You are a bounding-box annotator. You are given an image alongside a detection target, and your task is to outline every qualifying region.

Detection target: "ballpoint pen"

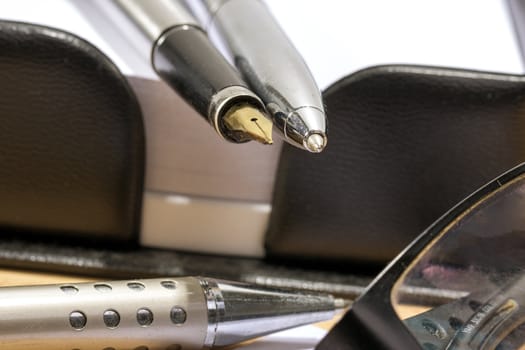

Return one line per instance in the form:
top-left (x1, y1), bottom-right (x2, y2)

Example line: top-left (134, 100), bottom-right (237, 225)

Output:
top-left (193, 0), bottom-right (328, 153)
top-left (107, 0), bottom-right (273, 145)
top-left (0, 276), bottom-right (345, 349)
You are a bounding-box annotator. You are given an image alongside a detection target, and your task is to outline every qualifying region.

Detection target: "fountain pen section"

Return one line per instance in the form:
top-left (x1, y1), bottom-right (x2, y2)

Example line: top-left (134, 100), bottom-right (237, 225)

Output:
top-left (111, 0), bottom-right (266, 142)
top-left (0, 277), bottom-right (208, 350)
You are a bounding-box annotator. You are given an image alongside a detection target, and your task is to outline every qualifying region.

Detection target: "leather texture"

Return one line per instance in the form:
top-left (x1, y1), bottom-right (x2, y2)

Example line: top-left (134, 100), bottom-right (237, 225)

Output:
top-left (0, 21), bottom-right (144, 242)
top-left (266, 65), bottom-right (525, 266)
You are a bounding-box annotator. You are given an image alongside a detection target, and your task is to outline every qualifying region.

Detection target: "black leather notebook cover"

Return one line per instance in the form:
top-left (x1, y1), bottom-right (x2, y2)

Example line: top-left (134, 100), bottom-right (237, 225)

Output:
top-left (0, 21), bottom-right (144, 243)
top-left (266, 65), bottom-right (525, 267)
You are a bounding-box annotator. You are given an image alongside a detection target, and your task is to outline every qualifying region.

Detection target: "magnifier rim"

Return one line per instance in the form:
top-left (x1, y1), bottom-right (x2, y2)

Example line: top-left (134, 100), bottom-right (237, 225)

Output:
top-left (391, 167), bottom-right (525, 309)
top-left (331, 162), bottom-right (525, 350)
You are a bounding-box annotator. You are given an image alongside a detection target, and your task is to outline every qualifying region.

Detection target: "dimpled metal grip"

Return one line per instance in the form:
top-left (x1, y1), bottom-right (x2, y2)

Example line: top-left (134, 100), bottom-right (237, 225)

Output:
top-left (0, 277), bottom-right (208, 350)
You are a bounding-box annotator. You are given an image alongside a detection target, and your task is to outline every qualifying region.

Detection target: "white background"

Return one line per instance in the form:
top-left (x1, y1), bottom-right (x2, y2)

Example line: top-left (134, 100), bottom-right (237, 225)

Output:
top-left (0, 0), bottom-right (522, 89)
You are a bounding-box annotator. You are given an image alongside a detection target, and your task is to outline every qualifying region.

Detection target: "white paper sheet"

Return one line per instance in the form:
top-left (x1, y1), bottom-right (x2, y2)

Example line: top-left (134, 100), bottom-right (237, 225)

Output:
top-left (0, 0), bottom-right (522, 89)
top-left (266, 0), bottom-right (524, 88)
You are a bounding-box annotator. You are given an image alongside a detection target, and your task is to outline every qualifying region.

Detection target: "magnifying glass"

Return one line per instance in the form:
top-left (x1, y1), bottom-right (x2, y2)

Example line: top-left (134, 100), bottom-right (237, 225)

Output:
top-left (318, 162), bottom-right (525, 349)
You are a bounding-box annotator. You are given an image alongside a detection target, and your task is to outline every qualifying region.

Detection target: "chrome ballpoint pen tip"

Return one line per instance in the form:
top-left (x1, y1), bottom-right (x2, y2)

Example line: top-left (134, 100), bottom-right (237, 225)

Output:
top-left (223, 104), bottom-right (273, 145)
top-left (305, 133), bottom-right (327, 153)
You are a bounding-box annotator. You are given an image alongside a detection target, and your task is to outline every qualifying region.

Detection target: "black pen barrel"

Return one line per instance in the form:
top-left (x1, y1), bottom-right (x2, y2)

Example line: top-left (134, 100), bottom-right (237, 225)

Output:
top-left (152, 25), bottom-right (246, 122)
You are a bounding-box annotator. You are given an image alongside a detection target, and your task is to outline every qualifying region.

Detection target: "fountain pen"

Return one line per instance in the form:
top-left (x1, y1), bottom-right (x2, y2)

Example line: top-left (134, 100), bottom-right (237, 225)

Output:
top-left (0, 276), bottom-right (345, 349)
top-left (109, 0), bottom-right (273, 145)
top-left (196, 0), bottom-right (328, 152)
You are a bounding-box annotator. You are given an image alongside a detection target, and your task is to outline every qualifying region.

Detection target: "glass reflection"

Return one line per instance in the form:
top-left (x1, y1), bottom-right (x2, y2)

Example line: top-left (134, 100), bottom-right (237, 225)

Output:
top-left (392, 174), bottom-right (525, 349)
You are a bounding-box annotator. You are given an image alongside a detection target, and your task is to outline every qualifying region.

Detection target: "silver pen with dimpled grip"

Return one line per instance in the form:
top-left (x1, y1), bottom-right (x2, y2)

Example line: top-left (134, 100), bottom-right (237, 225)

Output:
top-left (0, 276), bottom-right (344, 349)
top-left (107, 0), bottom-right (273, 145)
top-left (192, 0), bottom-right (328, 153)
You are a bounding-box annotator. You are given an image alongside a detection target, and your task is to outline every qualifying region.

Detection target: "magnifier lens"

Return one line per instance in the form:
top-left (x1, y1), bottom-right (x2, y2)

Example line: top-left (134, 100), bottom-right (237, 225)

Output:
top-left (391, 174), bottom-right (525, 349)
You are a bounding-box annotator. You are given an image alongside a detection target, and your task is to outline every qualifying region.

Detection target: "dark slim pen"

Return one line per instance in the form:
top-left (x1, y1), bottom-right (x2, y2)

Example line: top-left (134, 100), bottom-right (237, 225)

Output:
top-left (194, 0), bottom-right (327, 152)
top-left (0, 277), bottom-right (345, 349)
top-left (109, 0), bottom-right (273, 144)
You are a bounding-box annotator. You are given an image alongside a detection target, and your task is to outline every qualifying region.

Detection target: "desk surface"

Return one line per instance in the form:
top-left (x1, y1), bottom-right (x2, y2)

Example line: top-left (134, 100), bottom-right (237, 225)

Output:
top-left (0, 267), bottom-right (93, 286)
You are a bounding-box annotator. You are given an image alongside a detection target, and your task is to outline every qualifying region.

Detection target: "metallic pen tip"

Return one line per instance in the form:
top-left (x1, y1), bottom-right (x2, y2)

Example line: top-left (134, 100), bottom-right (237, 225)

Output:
top-left (223, 104), bottom-right (273, 145)
top-left (305, 133), bottom-right (327, 153)
top-left (203, 278), bottom-right (343, 347)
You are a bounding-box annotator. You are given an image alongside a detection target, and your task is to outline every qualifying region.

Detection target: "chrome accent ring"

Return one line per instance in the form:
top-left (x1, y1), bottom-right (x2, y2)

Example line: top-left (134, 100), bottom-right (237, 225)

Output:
top-left (199, 278), bottom-right (225, 348)
top-left (208, 85), bottom-right (265, 141)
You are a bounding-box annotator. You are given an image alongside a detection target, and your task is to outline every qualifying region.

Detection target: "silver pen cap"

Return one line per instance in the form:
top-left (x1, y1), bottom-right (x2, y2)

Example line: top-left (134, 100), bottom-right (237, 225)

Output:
top-left (198, 0), bottom-right (328, 152)
top-left (200, 277), bottom-right (341, 347)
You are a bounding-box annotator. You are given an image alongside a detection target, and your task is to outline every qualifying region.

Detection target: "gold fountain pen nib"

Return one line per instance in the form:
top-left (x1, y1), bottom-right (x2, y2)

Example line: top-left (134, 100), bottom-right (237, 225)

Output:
top-left (223, 104), bottom-right (273, 144)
